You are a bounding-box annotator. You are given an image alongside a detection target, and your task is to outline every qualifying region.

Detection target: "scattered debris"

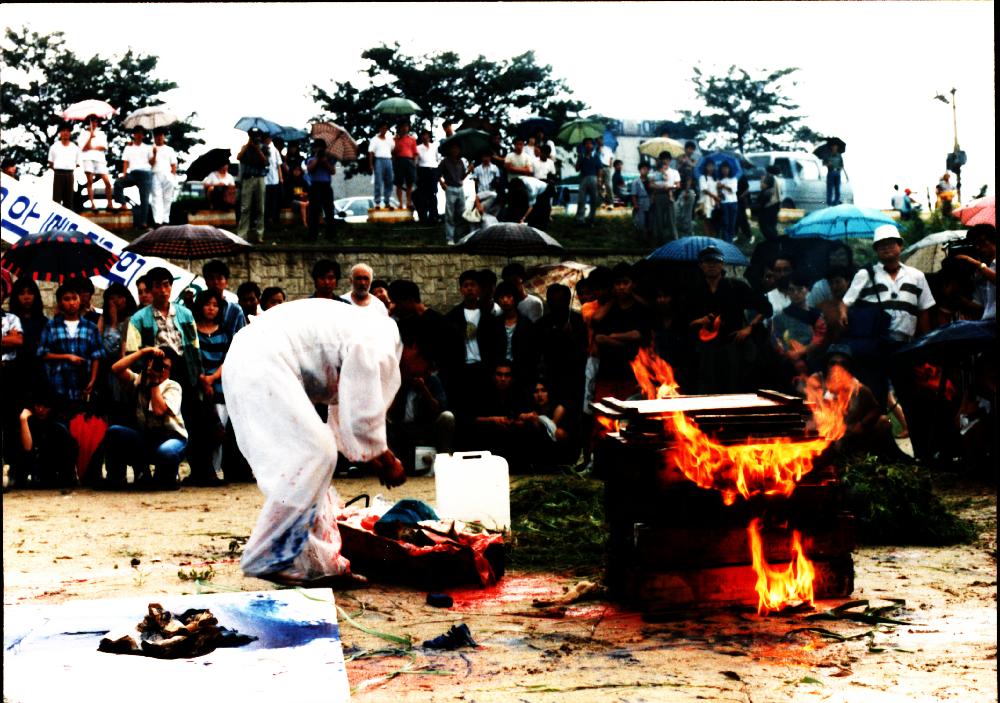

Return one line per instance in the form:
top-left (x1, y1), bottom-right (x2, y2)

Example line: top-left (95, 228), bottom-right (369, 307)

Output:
top-left (532, 579), bottom-right (606, 607)
top-left (98, 603), bottom-right (256, 658)
top-left (426, 592), bottom-right (454, 608)
top-left (422, 624), bottom-right (478, 650)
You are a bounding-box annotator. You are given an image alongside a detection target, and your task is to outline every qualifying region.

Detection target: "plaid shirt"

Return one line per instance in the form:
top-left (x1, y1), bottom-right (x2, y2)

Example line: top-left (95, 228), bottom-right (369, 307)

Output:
top-left (37, 314), bottom-right (105, 400)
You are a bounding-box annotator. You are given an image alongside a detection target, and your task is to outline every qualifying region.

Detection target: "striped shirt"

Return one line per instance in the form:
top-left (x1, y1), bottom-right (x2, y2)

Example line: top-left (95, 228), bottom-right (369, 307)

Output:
top-left (197, 327), bottom-right (231, 400)
top-left (843, 263), bottom-right (935, 342)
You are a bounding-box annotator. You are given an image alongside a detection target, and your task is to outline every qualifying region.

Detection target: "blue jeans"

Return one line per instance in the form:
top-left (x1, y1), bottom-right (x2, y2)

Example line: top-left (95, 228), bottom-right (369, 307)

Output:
top-left (826, 171), bottom-right (841, 206)
top-left (113, 169), bottom-right (153, 228)
top-left (720, 202), bottom-right (738, 242)
top-left (373, 158), bottom-right (394, 206)
top-left (444, 186), bottom-right (466, 243)
top-left (575, 175), bottom-right (600, 223)
top-left (105, 424), bottom-right (187, 485)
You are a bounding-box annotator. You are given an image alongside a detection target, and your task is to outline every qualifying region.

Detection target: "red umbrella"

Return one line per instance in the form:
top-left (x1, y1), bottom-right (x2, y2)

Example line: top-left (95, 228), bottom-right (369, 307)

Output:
top-left (69, 412), bottom-right (108, 482)
top-left (953, 196), bottom-right (995, 227)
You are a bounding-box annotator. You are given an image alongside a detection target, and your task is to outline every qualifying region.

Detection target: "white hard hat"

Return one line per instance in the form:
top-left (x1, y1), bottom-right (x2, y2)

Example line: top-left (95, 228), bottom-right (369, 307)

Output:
top-left (872, 224), bottom-right (903, 246)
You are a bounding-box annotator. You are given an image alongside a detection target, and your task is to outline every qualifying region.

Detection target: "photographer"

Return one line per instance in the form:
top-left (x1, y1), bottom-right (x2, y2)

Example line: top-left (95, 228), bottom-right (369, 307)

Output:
top-left (953, 224), bottom-right (996, 321)
top-left (104, 346), bottom-right (188, 490)
top-left (236, 128), bottom-right (269, 243)
top-left (305, 138), bottom-right (337, 241)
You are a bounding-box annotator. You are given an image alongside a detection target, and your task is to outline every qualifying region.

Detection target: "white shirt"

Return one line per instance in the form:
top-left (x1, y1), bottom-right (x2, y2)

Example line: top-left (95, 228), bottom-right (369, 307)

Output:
top-left (698, 175), bottom-right (718, 198)
top-left (416, 142), bottom-right (440, 168)
top-left (718, 177), bottom-right (738, 204)
top-left (2, 312), bottom-right (22, 362)
top-left (151, 144), bottom-right (178, 175)
top-left (598, 145), bottom-right (615, 167)
top-left (517, 294), bottom-right (544, 322)
top-left (843, 263), bottom-right (936, 341)
top-left (123, 143), bottom-right (153, 171)
top-left (504, 151), bottom-right (533, 182)
top-left (370, 134), bottom-right (395, 159)
top-left (203, 170), bottom-right (235, 187)
top-left (766, 288), bottom-right (793, 314)
top-left (77, 129), bottom-right (108, 163)
top-left (340, 292), bottom-right (388, 315)
top-left (532, 158), bottom-right (557, 181)
top-left (64, 319), bottom-right (81, 337)
top-left (264, 143), bottom-right (282, 185)
top-left (48, 141), bottom-right (80, 170)
top-left (463, 307), bottom-right (482, 363)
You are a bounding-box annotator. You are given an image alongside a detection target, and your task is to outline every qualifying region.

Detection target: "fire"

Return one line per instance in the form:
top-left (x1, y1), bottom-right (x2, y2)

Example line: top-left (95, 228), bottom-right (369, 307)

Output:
top-left (631, 348), bottom-right (856, 505)
top-left (596, 415), bottom-right (620, 434)
top-left (747, 518), bottom-right (815, 614)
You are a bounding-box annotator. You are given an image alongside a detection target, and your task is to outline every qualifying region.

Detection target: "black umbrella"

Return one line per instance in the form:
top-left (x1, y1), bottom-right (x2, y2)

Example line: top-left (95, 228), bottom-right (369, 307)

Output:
top-left (456, 223), bottom-right (564, 257)
top-left (813, 137), bottom-right (847, 161)
top-left (1, 230), bottom-right (119, 283)
top-left (894, 320), bottom-right (995, 362)
top-left (439, 129), bottom-right (492, 161)
top-left (516, 117), bottom-right (557, 140)
top-left (458, 116), bottom-right (495, 133)
top-left (123, 225), bottom-right (252, 260)
top-left (186, 149), bottom-right (232, 182)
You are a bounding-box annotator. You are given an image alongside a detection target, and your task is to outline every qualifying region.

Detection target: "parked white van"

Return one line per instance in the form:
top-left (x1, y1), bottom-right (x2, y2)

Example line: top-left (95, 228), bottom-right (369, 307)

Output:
top-left (746, 151), bottom-right (853, 212)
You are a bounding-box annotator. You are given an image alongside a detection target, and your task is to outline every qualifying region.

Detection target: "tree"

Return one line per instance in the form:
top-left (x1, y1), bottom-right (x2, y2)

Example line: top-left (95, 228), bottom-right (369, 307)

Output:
top-left (1, 27), bottom-right (202, 174)
top-left (312, 44), bottom-right (582, 175)
top-left (680, 65), bottom-right (821, 153)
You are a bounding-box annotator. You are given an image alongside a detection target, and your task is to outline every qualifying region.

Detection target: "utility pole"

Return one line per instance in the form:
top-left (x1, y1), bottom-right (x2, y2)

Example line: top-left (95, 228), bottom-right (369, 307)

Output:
top-left (936, 88), bottom-right (965, 204)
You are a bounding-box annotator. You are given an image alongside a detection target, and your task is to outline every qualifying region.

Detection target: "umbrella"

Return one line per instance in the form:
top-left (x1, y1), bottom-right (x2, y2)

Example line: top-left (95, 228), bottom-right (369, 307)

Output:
top-left (813, 137), bottom-right (848, 161)
top-left (647, 236), bottom-right (750, 266)
top-left (458, 116), bottom-right (495, 133)
top-left (234, 116), bottom-right (283, 135)
top-left (456, 223), bottom-right (565, 257)
top-left (274, 125), bottom-right (309, 142)
top-left (894, 320), bottom-right (995, 362)
top-left (787, 204), bottom-right (900, 239)
top-left (311, 122), bottom-right (359, 161)
top-left (122, 106), bottom-right (178, 131)
top-left (1, 231), bottom-right (120, 283)
top-left (639, 137), bottom-right (685, 159)
top-left (185, 148), bottom-right (231, 182)
top-left (123, 225), bottom-right (252, 260)
top-left (60, 99), bottom-right (116, 121)
top-left (440, 129), bottom-right (492, 161)
top-left (694, 151), bottom-right (746, 179)
top-left (556, 118), bottom-right (605, 146)
top-left (69, 412), bottom-right (108, 482)
top-left (524, 261), bottom-right (595, 309)
top-left (516, 117), bottom-right (557, 139)
top-left (901, 230), bottom-right (970, 273)
top-left (374, 97), bottom-right (422, 115)
top-left (953, 195), bottom-right (995, 227)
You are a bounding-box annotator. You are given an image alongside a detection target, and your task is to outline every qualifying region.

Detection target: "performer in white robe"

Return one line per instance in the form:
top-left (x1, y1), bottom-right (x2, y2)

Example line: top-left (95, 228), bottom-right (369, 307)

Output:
top-left (223, 298), bottom-right (406, 583)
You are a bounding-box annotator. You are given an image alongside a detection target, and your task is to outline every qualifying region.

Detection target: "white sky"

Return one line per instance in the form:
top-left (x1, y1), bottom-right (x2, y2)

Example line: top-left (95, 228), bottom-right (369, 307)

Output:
top-left (4, 1), bottom-right (996, 207)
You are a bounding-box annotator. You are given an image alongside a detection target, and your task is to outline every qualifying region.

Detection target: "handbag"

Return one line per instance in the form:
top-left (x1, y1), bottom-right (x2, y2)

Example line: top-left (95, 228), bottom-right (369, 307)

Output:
top-left (844, 266), bottom-right (892, 358)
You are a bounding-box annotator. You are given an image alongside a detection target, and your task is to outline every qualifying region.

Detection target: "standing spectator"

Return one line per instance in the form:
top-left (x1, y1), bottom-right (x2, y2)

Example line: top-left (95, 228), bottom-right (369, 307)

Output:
top-left (341, 263), bottom-right (387, 314)
top-left (2, 272), bottom-right (24, 477)
top-left (48, 123), bottom-right (80, 211)
top-left (260, 286), bottom-right (286, 311)
top-left (310, 259), bottom-right (343, 300)
top-left (630, 162), bottom-right (652, 239)
top-left (649, 152), bottom-right (680, 243)
top-left (236, 281), bottom-right (261, 323)
top-left (262, 132), bottom-right (284, 230)
top-left (96, 283), bottom-right (138, 424)
top-left (236, 128), bottom-right (269, 242)
top-left (106, 346), bottom-right (188, 490)
top-left (736, 175), bottom-right (753, 243)
top-left (495, 281), bottom-right (540, 395)
top-left (149, 128), bottom-right (178, 226)
top-left (113, 127), bottom-right (154, 230)
top-left (203, 164), bottom-right (236, 211)
top-left (591, 263), bottom-right (652, 401)
top-left (135, 274), bottom-right (154, 308)
top-left (445, 270), bottom-right (504, 417)
top-left (611, 160), bottom-right (627, 203)
top-left (72, 278), bottom-right (101, 324)
top-left (756, 167), bottom-right (782, 241)
top-left (697, 159), bottom-right (720, 235)
top-left (595, 135), bottom-right (615, 207)
top-left (807, 265), bottom-right (853, 310)
top-left (189, 289), bottom-right (232, 485)
top-left (535, 283), bottom-right (588, 410)
top-left (674, 141), bottom-right (699, 236)
top-left (504, 138), bottom-right (535, 219)
top-left (716, 161), bottom-right (739, 242)
top-left (823, 141), bottom-right (845, 206)
top-left (415, 129), bottom-right (440, 224)
top-left (38, 283), bottom-right (105, 405)
top-left (501, 262), bottom-right (544, 322)
top-left (201, 260), bottom-right (247, 339)
top-left (77, 115), bottom-right (115, 211)
top-left (574, 138), bottom-right (601, 226)
top-left (439, 141), bottom-right (467, 245)
top-left (392, 121), bottom-right (418, 212)
top-left (765, 255), bottom-right (798, 316)
top-left (529, 145), bottom-right (558, 229)
top-left (891, 185), bottom-right (918, 220)
top-left (954, 224), bottom-right (996, 320)
top-left (368, 121), bottom-right (395, 209)
top-left (370, 279), bottom-right (391, 309)
top-left (305, 139), bottom-right (337, 241)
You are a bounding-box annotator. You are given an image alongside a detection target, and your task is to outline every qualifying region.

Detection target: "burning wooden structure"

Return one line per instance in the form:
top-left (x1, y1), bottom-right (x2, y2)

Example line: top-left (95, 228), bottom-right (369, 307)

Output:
top-left (593, 351), bottom-right (857, 613)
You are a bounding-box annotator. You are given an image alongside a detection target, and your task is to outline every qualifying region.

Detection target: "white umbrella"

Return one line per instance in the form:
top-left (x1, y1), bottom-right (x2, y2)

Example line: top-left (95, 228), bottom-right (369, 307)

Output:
top-left (60, 99), bottom-right (116, 121)
top-left (901, 230), bottom-right (969, 273)
top-left (123, 106), bottom-right (179, 131)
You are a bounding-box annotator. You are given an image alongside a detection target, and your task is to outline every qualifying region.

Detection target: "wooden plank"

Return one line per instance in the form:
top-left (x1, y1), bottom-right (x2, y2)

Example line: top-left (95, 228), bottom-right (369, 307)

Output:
top-left (621, 556), bottom-right (855, 608)
top-left (631, 516), bottom-right (856, 568)
top-left (601, 394), bottom-right (789, 416)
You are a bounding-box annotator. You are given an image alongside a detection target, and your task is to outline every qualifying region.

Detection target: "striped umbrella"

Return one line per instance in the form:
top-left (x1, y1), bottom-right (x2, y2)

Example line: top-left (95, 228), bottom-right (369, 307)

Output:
top-left (123, 225), bottom-right (252, 260)
top-left (311, 122), bottom-right (359, 161)
top-left (1, 231), bottom-right (120, 283)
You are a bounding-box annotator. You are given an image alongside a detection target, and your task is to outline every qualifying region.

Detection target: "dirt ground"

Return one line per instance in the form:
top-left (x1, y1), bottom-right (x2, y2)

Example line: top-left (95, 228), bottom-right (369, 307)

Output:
top-left (3, 474), bottom-right (996, 702)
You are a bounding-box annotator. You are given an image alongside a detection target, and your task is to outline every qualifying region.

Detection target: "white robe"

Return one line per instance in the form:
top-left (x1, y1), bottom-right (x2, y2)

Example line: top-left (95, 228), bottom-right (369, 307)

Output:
top-left (222, 299), bottom-right (402, 580)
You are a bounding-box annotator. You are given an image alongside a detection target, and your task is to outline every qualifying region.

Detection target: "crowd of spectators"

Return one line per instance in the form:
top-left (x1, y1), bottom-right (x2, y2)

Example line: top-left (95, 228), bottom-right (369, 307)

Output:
top-left (2, 222), bottom-right (994, 489)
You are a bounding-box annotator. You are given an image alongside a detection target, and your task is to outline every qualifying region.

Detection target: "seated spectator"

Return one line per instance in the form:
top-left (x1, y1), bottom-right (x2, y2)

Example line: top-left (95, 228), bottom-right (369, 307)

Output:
top-left (260, 286), bottom-right (286, 311)
top-left (38, 283), bottom-right (105, 407)
top-left (515, 378), bottom-right (578, 470)
top-left (203, 164), bottom-right (236, 210)
top-left (105, 346), bottom-right (188, 490)
top-left (17, 390), bottom-right (78, 488)
top-left (473, 152), bottom-right (502, 219)
top-left (469, 361), bottom-right (522, 457)
top-left (237, 281), bottom-right (261, 323)
top-left (288, 164), bottom-right (310, 228)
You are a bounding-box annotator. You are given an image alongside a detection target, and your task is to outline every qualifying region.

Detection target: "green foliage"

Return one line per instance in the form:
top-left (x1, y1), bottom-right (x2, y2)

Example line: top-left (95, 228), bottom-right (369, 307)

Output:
top-left (1, 27), bottom-right (202, 174)
top-left (507, 475), bottom-right (607, 573)
top-left (680, 65), bottom-right (820, 153)
top-left (900, 208), bottom-right (964, 246)
top-left (842, 455), bottom-right (976, 545)
top-left (312, 44), bottom-right (582, 176)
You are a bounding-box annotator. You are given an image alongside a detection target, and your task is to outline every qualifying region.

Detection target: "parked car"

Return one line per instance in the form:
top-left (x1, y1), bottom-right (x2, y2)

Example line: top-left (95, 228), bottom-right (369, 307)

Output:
top-left (334, 196), bottom-right (400, 223)
top-left (746, 151), bottom-right (853, 212)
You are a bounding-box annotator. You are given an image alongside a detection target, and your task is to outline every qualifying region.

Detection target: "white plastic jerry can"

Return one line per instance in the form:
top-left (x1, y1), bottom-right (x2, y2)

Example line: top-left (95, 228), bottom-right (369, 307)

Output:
top-left (433, 451), bottom-right (511, 532)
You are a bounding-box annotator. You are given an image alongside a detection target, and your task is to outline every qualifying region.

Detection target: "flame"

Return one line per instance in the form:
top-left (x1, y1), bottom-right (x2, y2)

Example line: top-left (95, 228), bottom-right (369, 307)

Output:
top-left (698, 315), bottom-right (721, 342)
top-left (596, 415), bottom-right (619, 434)
top-left (748, 518), bottom-right (815, 614)
top-left (630, 349), bottom-right (856, 505)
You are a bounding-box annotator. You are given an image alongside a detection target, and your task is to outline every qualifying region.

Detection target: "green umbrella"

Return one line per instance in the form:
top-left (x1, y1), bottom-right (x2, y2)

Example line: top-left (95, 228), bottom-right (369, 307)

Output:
top-left (557, 118), bottom-right (605, 146)
top-left (440, 129), bottom-right (492, 161)
top-left (374, 97), bottom-right (422, 116)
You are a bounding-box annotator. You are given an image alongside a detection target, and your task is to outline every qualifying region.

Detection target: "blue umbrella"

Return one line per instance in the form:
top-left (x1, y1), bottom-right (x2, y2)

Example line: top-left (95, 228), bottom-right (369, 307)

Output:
top-left (787, 204), bottom-right (900, 239)
top-left (647, 236), bottom-right (750, 266)
top-left (694, 151), bottom-right (745, 179)
top-left (233, 116), bottom-right (283, 135)
top-left (274, 125), bottom-right (309, 142)
top-left (601, 129), bottom-right (618, 152)
top-left (894, 320), bottom-right (995, 361)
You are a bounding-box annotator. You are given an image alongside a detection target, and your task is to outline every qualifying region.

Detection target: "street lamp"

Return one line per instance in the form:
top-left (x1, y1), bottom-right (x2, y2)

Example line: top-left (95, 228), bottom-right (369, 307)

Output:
top-left (934, 88), bottom-right (965, 203)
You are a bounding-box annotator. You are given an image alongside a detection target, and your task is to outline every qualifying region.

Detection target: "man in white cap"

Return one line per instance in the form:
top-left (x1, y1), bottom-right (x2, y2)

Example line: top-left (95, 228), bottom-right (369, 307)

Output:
top-left (222, 299), bottom-right (409, 585)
